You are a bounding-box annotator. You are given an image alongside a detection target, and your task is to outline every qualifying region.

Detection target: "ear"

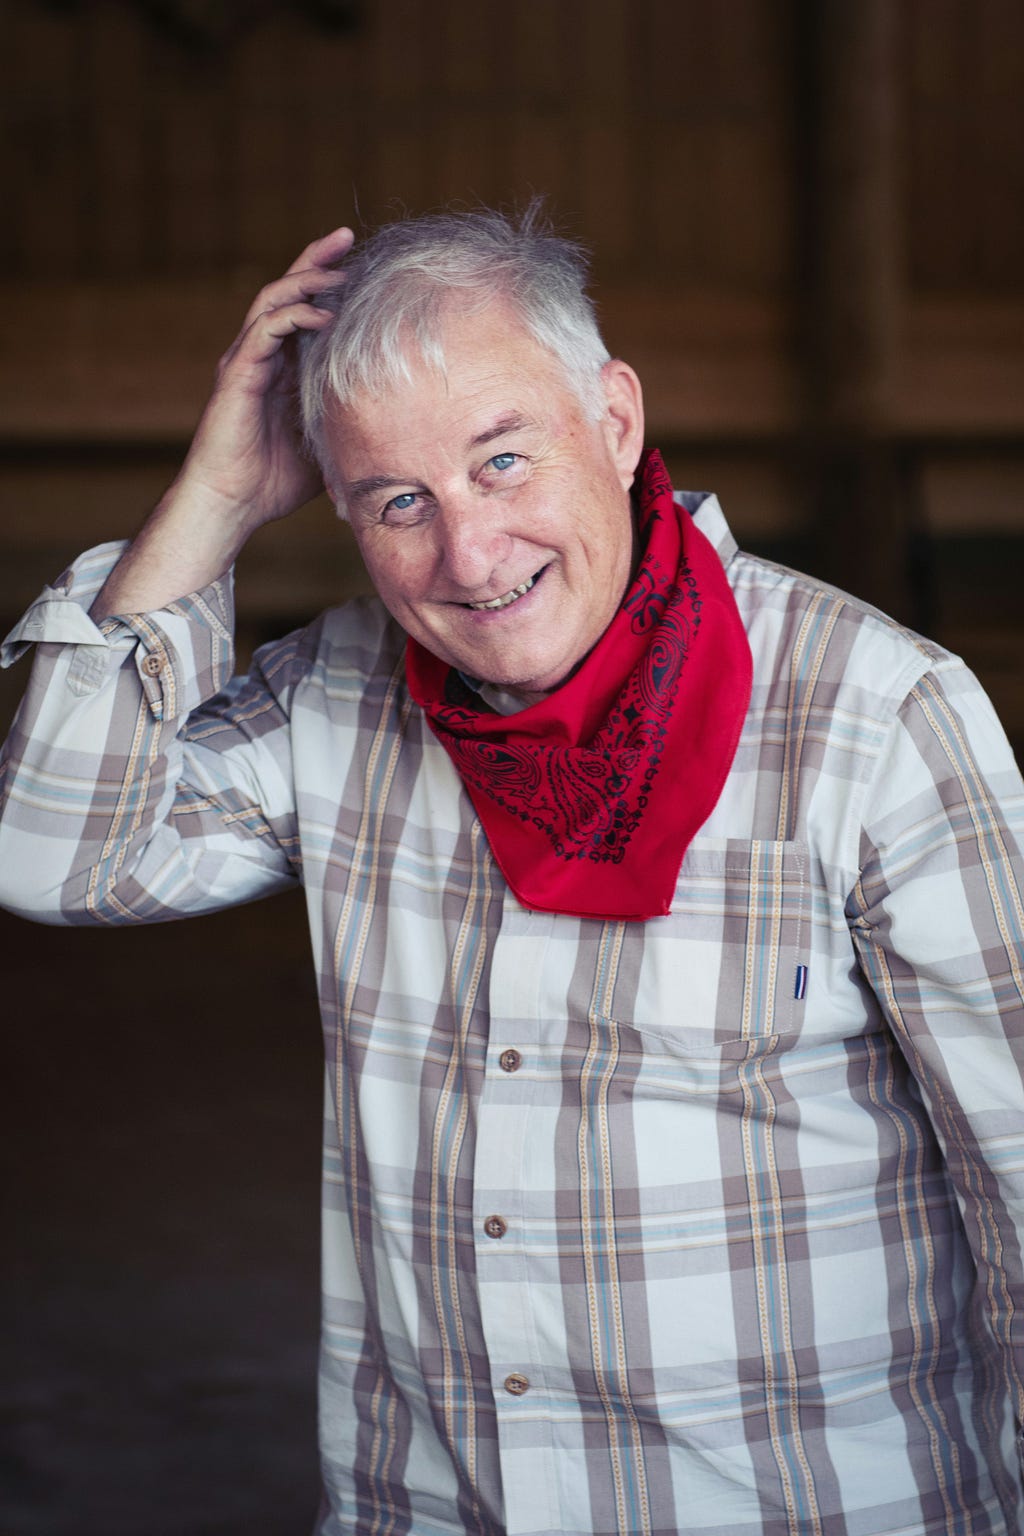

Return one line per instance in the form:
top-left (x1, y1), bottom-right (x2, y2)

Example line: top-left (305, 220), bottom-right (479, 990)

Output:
top-left (599, 359), bottom-right (645, 492)
top-left (323, 478), bottom-right (350, 522)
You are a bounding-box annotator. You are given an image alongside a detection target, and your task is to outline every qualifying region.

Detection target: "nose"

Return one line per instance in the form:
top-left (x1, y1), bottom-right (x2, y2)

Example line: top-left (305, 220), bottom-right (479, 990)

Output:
top-left (436, 496), bottom-right (512, 593)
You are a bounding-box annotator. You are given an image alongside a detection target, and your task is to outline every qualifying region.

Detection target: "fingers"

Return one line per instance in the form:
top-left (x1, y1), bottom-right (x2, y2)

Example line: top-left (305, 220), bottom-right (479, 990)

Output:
top-left (252, 299), bottom-right (335, 350)
top-left (241, 265), bottom-right (346, 333)
top-left (217, 300), bottom-right (333, 379)
top-left (238, 226), bottom-right (354, 334)
top-left (284, 225), bottom-right (355, 278)
top-left (221, 226), bottom-right (356, 378)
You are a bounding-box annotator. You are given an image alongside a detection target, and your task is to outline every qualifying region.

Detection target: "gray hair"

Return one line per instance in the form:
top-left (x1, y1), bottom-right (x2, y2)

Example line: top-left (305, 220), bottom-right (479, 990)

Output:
top-left (298, 203), bottom-right (611, 476)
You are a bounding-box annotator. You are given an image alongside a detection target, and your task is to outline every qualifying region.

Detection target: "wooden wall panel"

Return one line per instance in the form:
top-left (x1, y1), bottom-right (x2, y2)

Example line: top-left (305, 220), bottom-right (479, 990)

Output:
top-left (3, 0), bottom-right (1019, 300)
top-left (6, 4), bottom-right (89, 275)
top-left (975, 0), bottom-right (1024, 287)
top-left (0, 0), bottom-right (1021, 752)
top-left (576, 0), bottom-right (633, 263)
top-left (0, 0), bottom-right (799, 289)
top-left (0, 0), bottom-right (797, 444)
top-left (83, 4), bottom-right (150, 274)
top-left (906, 0), bottom-right (1024, 293)
top-left (2, 0), bottom-right (1021, 447)
top-left (291, 29), bottom-right (360, 238)
top-left (231, 22), bottom-right (307, 268)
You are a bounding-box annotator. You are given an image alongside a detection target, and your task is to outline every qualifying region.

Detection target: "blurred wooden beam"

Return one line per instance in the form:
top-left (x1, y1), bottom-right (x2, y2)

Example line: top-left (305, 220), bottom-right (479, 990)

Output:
top-left (0, 279), bottom-right (800, 444)
top-left (798, 0), bottom-right (909, 619)
top-left (2, 278), bottom-right (1021, 448)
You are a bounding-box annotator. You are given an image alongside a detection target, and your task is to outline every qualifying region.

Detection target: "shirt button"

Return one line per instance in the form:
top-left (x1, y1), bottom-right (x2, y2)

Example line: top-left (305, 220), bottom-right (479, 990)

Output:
top-left (141, 653), bottom-right (164, 677)
top-left (498, 1048), bottom-right (522, 1073)
top-left (503, 1373), bottom-right (529, 1396)
top-left (484, 1214), bottom-right (508, 1239)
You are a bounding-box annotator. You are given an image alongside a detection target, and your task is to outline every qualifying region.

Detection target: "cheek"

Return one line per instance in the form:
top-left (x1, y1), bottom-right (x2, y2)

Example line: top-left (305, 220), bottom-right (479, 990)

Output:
top-left (359, 538), bottom-right (424, 609)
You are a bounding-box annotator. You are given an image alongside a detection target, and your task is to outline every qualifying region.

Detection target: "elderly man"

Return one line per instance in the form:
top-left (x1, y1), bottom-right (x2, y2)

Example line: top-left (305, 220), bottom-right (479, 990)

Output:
top-left (2, 209), bottom-right (1023, 1536)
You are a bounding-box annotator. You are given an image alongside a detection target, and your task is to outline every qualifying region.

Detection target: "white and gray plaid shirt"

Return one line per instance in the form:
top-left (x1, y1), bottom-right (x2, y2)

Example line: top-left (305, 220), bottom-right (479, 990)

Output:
top-left (2, 492), bottom-right (1023, 1536)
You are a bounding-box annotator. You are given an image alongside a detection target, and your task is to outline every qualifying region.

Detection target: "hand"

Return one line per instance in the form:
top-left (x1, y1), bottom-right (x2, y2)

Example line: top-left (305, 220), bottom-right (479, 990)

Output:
top-left (173, 226), bottom-right (355, 535)
top-left (91, 229), bottom-right (353, 618)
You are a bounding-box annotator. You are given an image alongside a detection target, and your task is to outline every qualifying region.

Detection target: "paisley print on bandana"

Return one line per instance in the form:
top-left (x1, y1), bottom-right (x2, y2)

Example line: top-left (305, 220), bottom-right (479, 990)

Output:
top-left (406, 450), bottom-right (752, 920)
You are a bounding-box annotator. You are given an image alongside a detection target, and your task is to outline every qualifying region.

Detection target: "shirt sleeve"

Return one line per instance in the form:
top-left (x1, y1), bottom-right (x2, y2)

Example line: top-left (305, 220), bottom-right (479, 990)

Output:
top-left (848, 657), bottom-right (1024, 1457)
top-left (0, 543), bottom-right (306, 926)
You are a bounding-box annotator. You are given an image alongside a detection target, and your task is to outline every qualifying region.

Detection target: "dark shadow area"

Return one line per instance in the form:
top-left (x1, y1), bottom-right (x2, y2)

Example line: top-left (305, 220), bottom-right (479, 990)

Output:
top-left (1, 891), bottom-right (324, 1536)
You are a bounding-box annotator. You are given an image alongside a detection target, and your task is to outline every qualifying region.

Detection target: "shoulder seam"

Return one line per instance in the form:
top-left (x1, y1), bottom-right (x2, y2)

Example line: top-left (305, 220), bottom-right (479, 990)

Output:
top-left (730, 548), bottom-right (954, 667)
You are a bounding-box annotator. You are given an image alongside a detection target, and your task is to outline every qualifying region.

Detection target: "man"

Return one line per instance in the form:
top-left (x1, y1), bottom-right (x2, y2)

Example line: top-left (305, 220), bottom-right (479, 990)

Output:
top-left (1, 208), bottom-right (1023, 1535)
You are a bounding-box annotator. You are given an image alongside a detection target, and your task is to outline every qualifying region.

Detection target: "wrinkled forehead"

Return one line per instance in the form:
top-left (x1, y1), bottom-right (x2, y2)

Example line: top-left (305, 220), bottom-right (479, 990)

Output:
top-left (336, 298), bottom-right (578, 431)
top-left (377, 290), bottom-right (557, 398)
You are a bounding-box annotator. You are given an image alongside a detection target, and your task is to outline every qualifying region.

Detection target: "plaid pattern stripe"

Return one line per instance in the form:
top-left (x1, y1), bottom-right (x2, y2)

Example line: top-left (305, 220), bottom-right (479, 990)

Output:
top-left (2, 495), bottom-right (1023, 1535)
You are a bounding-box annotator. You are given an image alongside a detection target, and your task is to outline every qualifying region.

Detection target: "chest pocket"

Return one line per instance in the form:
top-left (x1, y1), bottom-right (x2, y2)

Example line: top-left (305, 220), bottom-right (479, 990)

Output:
top-left (616, 838), bottom-right (809, 1053)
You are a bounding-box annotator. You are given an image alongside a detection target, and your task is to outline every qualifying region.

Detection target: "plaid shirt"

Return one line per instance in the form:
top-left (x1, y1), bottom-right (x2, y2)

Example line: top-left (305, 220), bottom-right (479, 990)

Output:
top-left (2, 492), bottom-right (1023, 1536)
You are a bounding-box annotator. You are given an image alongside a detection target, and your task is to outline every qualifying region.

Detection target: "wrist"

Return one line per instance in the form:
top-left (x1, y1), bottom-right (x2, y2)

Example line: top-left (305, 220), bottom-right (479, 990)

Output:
top-left (89, 482), bottom-right (251, 620)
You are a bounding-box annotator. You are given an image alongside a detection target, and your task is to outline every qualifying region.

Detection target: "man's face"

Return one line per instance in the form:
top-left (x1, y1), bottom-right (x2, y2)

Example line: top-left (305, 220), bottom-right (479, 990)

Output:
top-left (323, 300), bottom-right (644, 700)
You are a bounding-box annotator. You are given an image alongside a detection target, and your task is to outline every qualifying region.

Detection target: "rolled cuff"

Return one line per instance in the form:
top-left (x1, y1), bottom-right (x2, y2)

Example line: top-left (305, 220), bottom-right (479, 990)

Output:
top-left (1, 541), bottom-right (236, 719)
top-left (1, 541), bottom-right (130, 665)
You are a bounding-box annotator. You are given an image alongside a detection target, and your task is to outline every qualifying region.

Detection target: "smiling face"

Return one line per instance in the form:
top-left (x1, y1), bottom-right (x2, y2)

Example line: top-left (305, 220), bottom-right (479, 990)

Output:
top-left (322, 299), bottom-right (645, 701)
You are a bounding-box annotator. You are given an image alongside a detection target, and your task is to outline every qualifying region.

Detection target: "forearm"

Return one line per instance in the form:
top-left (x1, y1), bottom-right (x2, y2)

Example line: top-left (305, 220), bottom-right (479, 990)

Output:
top-left (0, 547), bottom-right (280, 924)
top-left (1, 228), bottom-right (352, 919)
top-left (89, 479), bottom-right (252, 621)
top-left (90, 226), bottom-right (354, 621)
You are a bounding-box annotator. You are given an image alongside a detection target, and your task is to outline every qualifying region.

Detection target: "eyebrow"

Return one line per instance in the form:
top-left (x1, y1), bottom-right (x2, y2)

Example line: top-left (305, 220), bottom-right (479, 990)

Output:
top-left (469, 412), bottom-right (533, 448)
top-left (343, 472), bottom-right (416, 505)
top-left (342, 413), bottom-right (535, 505)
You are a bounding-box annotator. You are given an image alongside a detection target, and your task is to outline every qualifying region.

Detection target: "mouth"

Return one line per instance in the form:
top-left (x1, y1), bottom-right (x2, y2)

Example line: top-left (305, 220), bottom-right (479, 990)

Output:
top-left (463, 570), bottom-right (542, 612)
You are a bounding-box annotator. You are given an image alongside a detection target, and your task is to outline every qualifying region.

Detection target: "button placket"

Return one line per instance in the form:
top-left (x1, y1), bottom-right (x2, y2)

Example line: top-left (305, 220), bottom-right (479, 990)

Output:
top-left (481, 910), bottom-right (556, 1532)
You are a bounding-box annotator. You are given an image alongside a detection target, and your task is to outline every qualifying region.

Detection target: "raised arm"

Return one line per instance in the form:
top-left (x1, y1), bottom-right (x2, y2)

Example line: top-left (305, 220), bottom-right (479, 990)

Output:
top-left (91, 227), bottom-right (354, 619)
top-left (0, 231), bottom-right (355, 924)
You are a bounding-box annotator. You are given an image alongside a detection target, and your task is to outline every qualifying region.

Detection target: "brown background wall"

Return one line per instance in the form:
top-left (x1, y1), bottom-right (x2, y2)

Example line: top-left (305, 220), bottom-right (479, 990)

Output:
top-left (1, 2), bottom-right (1022, 1532)
top-left (2, 0), bottom-right (1023, 740)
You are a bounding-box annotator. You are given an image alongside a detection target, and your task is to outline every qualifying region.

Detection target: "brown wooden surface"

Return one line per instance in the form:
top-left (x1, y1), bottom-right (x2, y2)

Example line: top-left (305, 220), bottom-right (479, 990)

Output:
top-left (0, 0), bottom-right (1021, 709)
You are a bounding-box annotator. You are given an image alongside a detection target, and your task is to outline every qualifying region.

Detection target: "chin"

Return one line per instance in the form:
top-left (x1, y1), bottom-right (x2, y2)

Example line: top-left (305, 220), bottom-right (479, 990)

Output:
top-left (480, 656), bottom-right (577, 698)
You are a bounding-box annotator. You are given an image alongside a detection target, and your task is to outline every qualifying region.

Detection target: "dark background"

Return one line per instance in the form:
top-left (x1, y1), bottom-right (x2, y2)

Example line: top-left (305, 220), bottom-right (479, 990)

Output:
top-left (2, 1), bottom-right (1022, 1531)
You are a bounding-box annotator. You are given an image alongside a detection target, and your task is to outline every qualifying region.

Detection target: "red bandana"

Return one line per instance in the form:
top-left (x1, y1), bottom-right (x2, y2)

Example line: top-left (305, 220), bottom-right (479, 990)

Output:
top-left (405, 450), bottom-right (752, 920)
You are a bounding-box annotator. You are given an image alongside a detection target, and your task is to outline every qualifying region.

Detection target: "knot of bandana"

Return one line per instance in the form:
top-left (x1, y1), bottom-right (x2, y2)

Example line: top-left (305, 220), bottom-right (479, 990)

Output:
top-left (406, 449), bottom-right (752, 920)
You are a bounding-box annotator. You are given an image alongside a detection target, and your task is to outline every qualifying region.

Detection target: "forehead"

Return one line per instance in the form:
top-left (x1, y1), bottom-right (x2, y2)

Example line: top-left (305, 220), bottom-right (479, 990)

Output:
top-left (337, 299), bottom-right (578, 439)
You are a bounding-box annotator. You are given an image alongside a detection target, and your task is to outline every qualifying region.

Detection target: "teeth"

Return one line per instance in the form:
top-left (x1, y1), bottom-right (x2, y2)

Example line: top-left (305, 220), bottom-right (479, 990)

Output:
top-left (468, 576), bottom-right (536, 611)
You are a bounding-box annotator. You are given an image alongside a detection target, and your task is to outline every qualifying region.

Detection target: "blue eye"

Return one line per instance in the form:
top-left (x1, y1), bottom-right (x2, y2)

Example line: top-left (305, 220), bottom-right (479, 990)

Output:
top-left (489, 453), bottom-right (518, 472)
top-left (381, 490), bottom-right (430, 526)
